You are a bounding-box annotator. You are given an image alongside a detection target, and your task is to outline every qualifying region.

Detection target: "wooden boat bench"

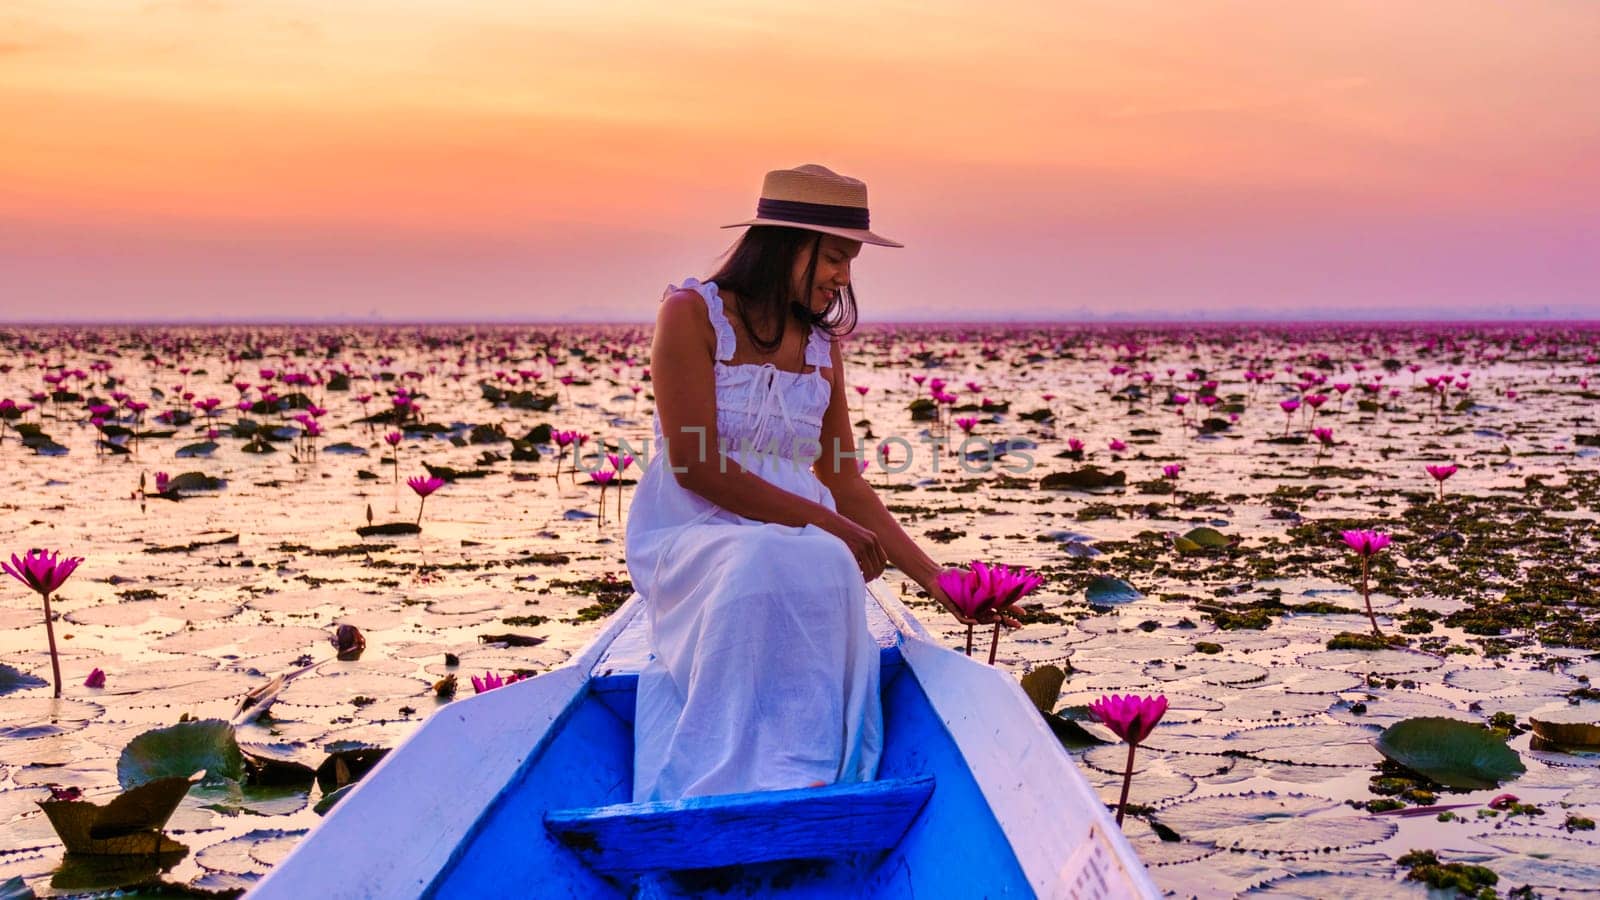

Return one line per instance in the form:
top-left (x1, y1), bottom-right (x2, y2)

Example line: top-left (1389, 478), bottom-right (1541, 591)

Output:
top-left (543, 774), bottom-right (935, 876)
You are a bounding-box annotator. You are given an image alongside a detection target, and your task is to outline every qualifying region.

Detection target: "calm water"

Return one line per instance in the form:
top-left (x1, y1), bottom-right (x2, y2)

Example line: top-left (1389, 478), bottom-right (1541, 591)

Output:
top-left (2, 322), bottom-right (1598, 897)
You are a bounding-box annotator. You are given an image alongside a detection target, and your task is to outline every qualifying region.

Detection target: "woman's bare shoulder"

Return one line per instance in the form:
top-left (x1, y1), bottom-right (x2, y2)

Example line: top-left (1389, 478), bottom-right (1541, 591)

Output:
top-left (655, 289), bottom-right (715, 354)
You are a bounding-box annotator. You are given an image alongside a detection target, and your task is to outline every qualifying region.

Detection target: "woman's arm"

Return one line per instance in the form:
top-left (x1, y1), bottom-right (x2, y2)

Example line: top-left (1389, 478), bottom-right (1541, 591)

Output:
top-left (650, 292), bottom-right (888, 578)
top-left (813, 337), bottom-right (989, 623)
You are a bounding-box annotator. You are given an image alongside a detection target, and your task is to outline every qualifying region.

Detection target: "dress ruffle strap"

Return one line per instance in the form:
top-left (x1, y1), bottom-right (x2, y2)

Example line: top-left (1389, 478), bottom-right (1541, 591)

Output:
top-left (805, 326), bottom-right (833, 370)
top-left (667, 277), bottom-right (736, 362)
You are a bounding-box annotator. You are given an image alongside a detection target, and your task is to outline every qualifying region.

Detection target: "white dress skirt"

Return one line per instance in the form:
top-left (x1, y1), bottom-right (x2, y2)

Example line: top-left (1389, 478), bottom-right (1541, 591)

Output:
top-left (623, 277), bottom-right (883, 802)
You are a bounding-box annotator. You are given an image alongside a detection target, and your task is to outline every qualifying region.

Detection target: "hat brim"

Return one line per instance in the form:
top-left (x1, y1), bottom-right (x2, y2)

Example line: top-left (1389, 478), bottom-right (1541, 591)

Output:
top-left (721, 218), bottom-right (903, 248)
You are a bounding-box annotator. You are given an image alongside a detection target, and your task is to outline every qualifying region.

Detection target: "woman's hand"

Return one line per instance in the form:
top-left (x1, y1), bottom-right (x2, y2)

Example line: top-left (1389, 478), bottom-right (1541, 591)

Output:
top-left (818, 511), bottom-right (887, 582)
top-left (922, 567), bottom-right (1022, 629)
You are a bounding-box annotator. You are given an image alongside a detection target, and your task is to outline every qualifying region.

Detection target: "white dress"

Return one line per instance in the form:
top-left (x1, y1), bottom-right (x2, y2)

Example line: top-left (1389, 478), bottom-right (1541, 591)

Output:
top-left (624, 277), bottom-right (883, 802)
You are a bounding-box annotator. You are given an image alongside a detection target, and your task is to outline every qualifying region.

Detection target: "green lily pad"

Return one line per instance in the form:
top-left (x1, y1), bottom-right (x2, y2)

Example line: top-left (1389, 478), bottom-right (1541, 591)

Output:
top-left (175, 441), bottom-right (218, 458)
top-left (117, 719), bottom-right (244, 789)
top-left (37, 773), bottom-right (200, 853)
top-left (168, 471), bottom-right (226, 491)
top-left (1041, 467), bottom-right (1126, 490)
top-left (1179, 527), bottom-right (1232, 552)
top-left (1529, 715), bottom-right (1600, 749)
top-left (1020, 664), bottom-right (1066, 714)
top-left (0, 663), bottom-right (47, 696)
top-left (1374, 716), bottom-right (1525, 789)
top-left (1086, 576), bottom-right (1143, 607)
top-left (313, 783), bottom-right (357, 816)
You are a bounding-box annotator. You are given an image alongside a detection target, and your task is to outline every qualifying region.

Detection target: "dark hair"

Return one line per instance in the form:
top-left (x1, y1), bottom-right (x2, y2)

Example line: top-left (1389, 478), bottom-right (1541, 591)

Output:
top-left (708, 226), bottom-right (859, 354)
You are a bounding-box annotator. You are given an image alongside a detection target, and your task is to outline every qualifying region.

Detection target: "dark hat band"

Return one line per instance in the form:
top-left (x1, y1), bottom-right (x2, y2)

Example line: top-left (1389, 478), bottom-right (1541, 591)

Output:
top-left (755, 198), bottom-right (870, 230)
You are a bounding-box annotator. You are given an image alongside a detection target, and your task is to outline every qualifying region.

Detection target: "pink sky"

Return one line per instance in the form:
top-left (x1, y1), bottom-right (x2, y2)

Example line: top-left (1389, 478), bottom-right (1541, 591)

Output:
top-left (3, 0), bottom-right (1598, 322)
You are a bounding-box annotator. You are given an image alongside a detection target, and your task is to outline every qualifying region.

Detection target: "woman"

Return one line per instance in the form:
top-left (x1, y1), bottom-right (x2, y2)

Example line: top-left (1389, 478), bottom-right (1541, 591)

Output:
top-left (625, 164), bottom-right (987, 802)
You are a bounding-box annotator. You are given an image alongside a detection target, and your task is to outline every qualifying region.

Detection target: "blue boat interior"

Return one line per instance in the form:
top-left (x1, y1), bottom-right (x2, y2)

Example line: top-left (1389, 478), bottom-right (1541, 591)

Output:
top-left (425, 602), bottom-right (1034, 898)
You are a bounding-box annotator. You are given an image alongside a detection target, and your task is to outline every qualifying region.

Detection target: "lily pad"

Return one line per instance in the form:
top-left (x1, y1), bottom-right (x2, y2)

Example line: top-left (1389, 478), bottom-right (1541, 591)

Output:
top-left (1019, 664), bottom-right (1066, 714)
top-left (1374, 716), bottom-right (1525, 789)
top-left (1152, 792), bottom-right (1396, 854)
top-left (1529, 714), bottom-right (1600, 749)
top-left (168, 471), bottom-right (226, 491)
top-left (1225, 723), bottom-right (1385, 768)
top-left (0, 663), bottom-right (47, 696)
top-left (117, 719), bottom-right (244, 788)
top-left (1041, 467), bottom-right (1126, 490)
top-left (1243, 873), bottom-right (1432, 898)
top-left (1177, 527), bottom-right (1232, 553)
top-left (1086, 576), bottom-right (1143, 607)
top-left (36, 773), bottom-right (199, 854)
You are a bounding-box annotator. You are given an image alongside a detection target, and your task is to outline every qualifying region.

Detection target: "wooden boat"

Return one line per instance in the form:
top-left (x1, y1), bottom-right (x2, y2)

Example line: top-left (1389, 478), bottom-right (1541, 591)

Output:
top-left (250, 584), bottom-right (1157, 898)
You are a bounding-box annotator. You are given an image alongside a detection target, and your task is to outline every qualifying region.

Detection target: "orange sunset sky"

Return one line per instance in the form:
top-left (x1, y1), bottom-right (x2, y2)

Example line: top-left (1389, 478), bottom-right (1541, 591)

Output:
top-left (2, 0), bottom-right (1598, 323)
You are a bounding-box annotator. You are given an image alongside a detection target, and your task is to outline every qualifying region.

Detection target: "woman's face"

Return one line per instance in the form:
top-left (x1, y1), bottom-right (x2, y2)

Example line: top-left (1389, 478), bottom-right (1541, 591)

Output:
top-left (792, 234), bottom-right (862, 314)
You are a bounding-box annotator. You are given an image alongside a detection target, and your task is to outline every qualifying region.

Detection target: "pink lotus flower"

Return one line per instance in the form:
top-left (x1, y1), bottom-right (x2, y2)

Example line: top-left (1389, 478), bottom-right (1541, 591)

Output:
top-left (1341, 530), bottom-right (1390, 637)
top-left (607, 453), bottom-right (634, 472)
top-left (4, 549), bottom-right (81, 597)
top-left (1342, 530), bottom-right (1391, 556)
top-left (1108, 439), bottom-right (1126, 453)
top-left (955, 416), bottom-right (978, 434)
top-left (408, 476), bottom-right (446, 525)
top-left (855, 385), bottom-right (869, 396)
top-left (470, 671), bottom-right (526, 694)
top-left (154, 472), bottom-right (171, 494)
top-left (1162, 464), bottom-right (1182, 479)
top-left (1089, 693), bottom-right (1168, 746)
top-left (384, 431), bottom-right (402, 447)
top-left (937, 562), bottom-right (1040, 662)
top-left (3, 549), bottom-right (83, 698)
top-left (407, 475), bottom-right (446, 497)
top-left (1425, 463), bottom-right (1457, 501)
top-left (83, 668), bottom-right (105, 689)
top-left (589, 470), bottom-right (616, 486)
top-left (1089, 693), bottom-right (1170, 825)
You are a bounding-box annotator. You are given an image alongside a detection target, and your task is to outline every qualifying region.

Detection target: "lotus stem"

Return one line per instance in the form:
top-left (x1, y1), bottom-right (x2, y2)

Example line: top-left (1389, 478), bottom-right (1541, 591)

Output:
top-left (1116, 741), bottom-right (1138, 825)
top-left (42, 590), bottom-right (62, 698)
top-left (986, 620), bottom-right (1001, 665)
top-left (1362, 555), bottom-right (1381, 638)
top-left (415, 496), bottom-right (426, 527)
top-left (963, 623), bottom-right (974, 656)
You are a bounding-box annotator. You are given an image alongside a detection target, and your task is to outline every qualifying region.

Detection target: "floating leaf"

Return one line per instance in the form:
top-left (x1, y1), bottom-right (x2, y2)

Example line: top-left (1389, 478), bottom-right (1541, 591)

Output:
top-left (195, 828), bottom-right (308, 875)
top-left (174, 441), bottom-right (218, 458)
top-left (355, 521), bottom-right (422, 537)
top-left (1152, 792), bottom-right (1396, 854)
top-left (1177, 527), bottom-right (1232, 554)
top-left (1020, 664), bottom-right (1066, 714)
top-left (167, 471), bottom-right (226, 491)
top-left (1529, 715), bottom-right (1600, 749)
top-left (36, 773), bottom-right (199, 853)
top-left (1086, 576), bottom-right (1142, 607)
top-left (1225, 723), bottom-right (1384, 768)
top-left (1041, 467), bottom-right (1126, 490)
top-left (1446, 667), bottom-right (1577, 696)
top-left (1374, 716), bottom-right (1525, 789)
top-left (313, 783), bottom-right (356, 816)
top-left (1243, 873), bottom-right (1433, 898)
top-left (0, 663), bottom-right (47, 696)
top-left (117, 719), bottom-right (244, 789)
top-left (1475, 830), bottom-right (1600, 891)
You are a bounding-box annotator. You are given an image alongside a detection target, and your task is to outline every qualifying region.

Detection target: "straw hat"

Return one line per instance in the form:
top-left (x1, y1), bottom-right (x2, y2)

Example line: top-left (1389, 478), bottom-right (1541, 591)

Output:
top-left (723, 164), bottom-right (903, 248)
